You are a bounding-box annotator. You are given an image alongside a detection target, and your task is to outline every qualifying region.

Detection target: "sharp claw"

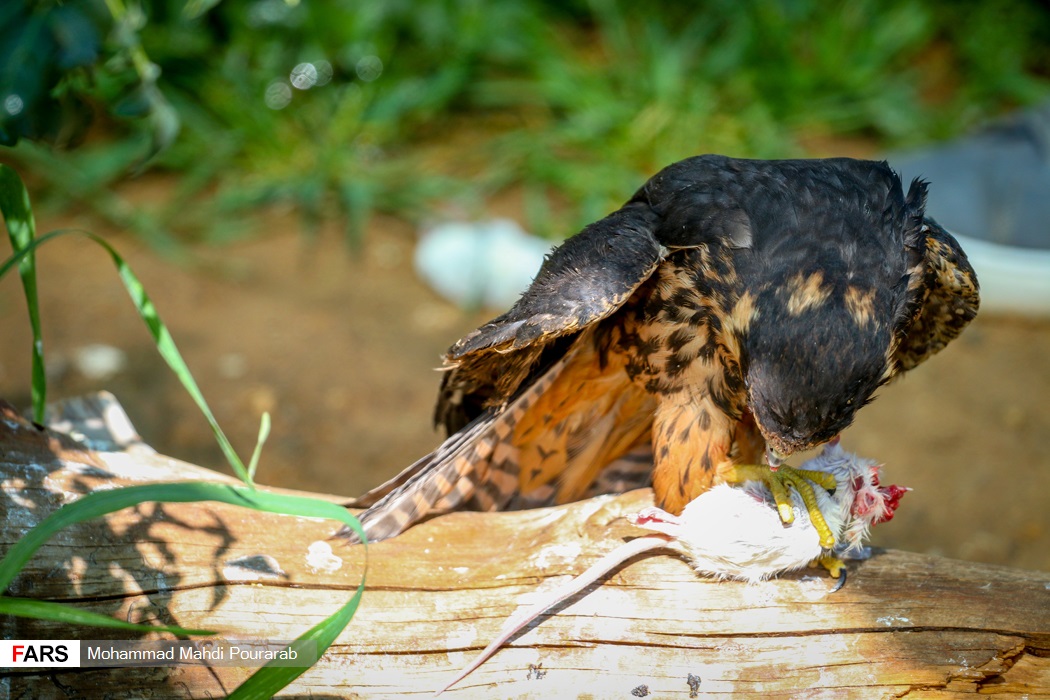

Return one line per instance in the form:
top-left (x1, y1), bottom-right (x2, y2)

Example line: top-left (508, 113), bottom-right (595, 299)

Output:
top-left (815, 554), bottom-right (847, 588)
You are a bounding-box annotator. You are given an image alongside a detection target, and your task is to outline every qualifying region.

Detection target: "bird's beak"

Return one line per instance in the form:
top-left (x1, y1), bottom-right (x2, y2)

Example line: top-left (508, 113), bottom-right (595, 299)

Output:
top-left (765, 444), bottom-right (788, 468)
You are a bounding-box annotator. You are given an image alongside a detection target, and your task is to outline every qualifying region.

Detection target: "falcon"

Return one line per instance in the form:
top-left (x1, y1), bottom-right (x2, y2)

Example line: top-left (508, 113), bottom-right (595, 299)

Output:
top-left (353, 155), bottom-right (979, 546)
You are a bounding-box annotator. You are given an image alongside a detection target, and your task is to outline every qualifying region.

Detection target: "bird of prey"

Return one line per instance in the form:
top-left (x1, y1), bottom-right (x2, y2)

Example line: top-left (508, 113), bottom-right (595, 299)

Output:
top-left (353, 155), bottom-right (979, 546)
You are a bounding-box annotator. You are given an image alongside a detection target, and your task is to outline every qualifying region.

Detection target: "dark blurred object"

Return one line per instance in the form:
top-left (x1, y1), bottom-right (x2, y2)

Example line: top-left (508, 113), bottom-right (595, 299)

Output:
top-left (0, 0), bottom-right (105, 147)
top-left (0, 0), bottom-right (179, 161)
top-left (891, 101), bottom-right (1050, 315)
top-left (893, 101), bottom-right (1050, 250)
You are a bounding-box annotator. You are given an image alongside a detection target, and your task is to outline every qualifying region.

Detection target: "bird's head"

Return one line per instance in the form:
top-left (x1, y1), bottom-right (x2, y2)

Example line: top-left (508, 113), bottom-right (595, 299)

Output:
top-left (725, 159), bottom-right (931, 466)
top-left (744, 292), bottom-right (895, 466)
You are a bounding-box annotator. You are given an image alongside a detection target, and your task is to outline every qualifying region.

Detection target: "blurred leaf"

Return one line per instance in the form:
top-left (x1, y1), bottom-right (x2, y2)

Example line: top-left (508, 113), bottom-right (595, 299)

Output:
top-left (9, 0), bottom-right (1050, 249)
top-left (183, 0), bottom-right (226, 20)
top-left (0, 3), bottom-right (102, 146)
top-left (10, 142), bottom-right (185, 257)
top-left (0, 165), bottom-right (46, 422)
top-left (138, 82), bottom-right (182, 169)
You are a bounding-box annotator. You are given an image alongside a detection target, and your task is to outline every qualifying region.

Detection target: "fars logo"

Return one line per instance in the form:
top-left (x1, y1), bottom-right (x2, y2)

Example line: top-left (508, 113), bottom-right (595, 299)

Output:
top-left (1, 640), bottom-right (80, 667)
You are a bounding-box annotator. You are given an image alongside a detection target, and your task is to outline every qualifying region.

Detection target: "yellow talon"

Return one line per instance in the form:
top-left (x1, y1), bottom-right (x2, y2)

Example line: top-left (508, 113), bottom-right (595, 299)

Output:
top-left (815, 554), bottom-right (846, 579)
top-left (724, 463), bottom-right (837, 548)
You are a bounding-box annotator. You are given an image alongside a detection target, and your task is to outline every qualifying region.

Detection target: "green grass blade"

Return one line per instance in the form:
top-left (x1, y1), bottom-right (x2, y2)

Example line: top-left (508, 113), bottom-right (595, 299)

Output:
top-left (0, 596), bottom-right (214, 635)
top-left (0, 481), bottom-right (366, 696)
top-left (228, 576), bottom-right (366, 700)
top-left (0, 228), bottom-right (253, 485)
top-left (218, 489), bottom-right (367, 698)
top-left (100, 236), bottom-right (253, 485)
top-left (0, 481), bottom-right (364, 594)
top-left (247, 412), bottom-right (271, 482)
top-left (0, 164), bottom-right (46, 422)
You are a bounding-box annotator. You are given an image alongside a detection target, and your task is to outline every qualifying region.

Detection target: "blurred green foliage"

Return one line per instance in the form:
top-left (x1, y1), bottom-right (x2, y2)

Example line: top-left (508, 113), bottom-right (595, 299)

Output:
top-left (2, 0), bottom-right (1048, 245)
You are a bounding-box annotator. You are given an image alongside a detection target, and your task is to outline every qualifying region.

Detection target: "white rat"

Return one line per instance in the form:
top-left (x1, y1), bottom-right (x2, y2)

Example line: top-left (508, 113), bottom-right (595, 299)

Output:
top-left (437, 440), bottom-right (907, 695)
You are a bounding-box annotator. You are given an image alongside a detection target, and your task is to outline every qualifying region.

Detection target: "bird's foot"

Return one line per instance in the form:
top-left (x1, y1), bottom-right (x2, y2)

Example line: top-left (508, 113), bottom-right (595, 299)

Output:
top-left (814, 553), bottom-right (846, 578)
top-left (723, 463), bottom-right (838, 548)
top-left (810, 554), bottom-right (848, 591)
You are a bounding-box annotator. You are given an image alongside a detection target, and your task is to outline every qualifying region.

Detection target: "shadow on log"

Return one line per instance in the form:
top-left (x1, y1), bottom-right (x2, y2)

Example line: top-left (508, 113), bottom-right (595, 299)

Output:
top-left (2, 393), bottom-right (1049, 698)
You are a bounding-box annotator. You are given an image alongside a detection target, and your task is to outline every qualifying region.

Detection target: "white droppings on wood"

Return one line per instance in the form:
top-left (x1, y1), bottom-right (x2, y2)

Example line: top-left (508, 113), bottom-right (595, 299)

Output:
top-left (305, 540), bottom-right (343, 574)
top-left (532, 542), bottom-right (582, 570)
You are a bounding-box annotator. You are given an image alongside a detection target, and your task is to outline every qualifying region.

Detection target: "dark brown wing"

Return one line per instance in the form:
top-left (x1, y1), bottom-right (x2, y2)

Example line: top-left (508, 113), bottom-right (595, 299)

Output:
top-left (435, 200), bottom-right (664, 433)
top-left (436, 153), bottom-right (763, 433)
top-left (893, 218), bottom-right (980, 372)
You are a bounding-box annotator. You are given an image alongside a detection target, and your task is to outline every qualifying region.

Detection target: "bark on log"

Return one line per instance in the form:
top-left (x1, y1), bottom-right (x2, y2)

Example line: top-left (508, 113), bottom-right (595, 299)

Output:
top-left (1, 393), bottom-right (1048, 699)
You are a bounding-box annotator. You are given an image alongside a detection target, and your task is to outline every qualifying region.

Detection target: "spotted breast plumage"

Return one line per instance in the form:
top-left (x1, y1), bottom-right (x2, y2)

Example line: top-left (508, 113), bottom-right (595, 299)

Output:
top-left (352, 155), bottom-right (979, 544)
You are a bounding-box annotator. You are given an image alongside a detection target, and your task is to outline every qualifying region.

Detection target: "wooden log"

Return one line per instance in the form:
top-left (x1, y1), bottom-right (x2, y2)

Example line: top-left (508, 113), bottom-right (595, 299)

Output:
top-left (2, 394), bottom-right (1049, 698)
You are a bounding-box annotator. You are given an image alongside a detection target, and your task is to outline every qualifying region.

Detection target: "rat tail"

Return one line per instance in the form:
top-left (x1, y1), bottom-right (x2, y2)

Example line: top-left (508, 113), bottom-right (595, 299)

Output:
top-left (436, 534), bottom-right (671, 695)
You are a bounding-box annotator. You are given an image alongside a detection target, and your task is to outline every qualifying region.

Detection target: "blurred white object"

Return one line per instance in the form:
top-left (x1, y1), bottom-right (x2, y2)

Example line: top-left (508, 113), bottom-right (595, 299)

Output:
top-left (72, 344), bottom-right (128, 381)
top-left (949, 233), bottom-right (1050, 316)
top-left (414, 219), bottom-right (550, 309)
top-left (890, 100), bottom-right (1050, 316)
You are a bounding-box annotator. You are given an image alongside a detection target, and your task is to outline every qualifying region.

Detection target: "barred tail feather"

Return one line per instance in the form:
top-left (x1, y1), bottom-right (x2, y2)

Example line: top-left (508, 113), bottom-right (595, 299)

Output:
top-left (343, 351), bottom-right (576, 543)
top-left (341, 411), bottom-right (500, 543)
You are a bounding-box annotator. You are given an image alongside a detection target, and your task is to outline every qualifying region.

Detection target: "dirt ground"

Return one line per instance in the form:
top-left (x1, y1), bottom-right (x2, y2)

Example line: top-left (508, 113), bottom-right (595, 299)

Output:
top-left (2, 189), bottom-right (1048, 573)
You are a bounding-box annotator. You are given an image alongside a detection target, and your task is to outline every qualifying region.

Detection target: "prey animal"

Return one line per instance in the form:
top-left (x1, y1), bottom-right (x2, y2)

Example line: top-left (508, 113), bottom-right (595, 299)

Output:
top-left (436, 442), bottom-right (907, 694)
top-left (353, 155), bottom-right (978, 545)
